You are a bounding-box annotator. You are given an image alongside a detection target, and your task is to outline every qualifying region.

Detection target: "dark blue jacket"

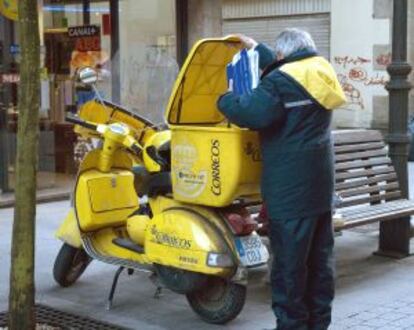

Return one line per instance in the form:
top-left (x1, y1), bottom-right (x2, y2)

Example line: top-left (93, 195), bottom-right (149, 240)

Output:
top-left (217, 44), bottom-right (346, 219)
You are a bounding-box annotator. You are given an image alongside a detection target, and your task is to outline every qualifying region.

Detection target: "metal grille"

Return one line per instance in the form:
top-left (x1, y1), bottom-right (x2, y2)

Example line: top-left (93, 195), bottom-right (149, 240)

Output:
top-left (0, 304), bottom-right (128, 330)
top-left (223, 13), bottom-right (331, 60)
top-left (222, 0), bottom-right (331, 19)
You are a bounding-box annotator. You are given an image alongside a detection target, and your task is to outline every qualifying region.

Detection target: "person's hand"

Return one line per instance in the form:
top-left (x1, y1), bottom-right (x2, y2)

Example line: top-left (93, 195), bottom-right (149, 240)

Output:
top-left (233, 34), bottom-right (258, 49)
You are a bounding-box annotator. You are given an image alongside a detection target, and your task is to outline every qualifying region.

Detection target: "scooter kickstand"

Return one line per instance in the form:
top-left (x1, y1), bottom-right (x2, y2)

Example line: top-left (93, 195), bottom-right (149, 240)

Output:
top-left (107, 266), bottom-right (125, 310)
top-left (154, 286), bottom-right (163, 299)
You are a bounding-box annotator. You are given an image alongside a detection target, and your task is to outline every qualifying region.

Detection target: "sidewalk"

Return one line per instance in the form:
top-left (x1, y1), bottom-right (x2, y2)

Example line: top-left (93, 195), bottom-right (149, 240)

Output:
top-left (1, 202), bottom-right (414, 330)
top-left (0, 172), bottom-right (72, 208)
top-left (1, 168), bottom-right (414, 329)
top-left (0, 186), bottom-right (71, 208)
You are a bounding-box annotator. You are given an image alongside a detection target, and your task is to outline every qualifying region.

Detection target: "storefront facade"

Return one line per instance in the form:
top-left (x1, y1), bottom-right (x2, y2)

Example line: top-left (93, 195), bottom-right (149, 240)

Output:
top-left (0, 0), bottom-right (182, 194)
top-left (5, 0), bottom-right (408, 195)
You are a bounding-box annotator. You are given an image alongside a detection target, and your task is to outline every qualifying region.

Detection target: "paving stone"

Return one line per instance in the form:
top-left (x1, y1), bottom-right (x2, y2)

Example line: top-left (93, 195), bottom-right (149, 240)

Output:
top-left (395, 298), bottom-right (414, 304)
top-left (361, 317), bottom-right (391, 327)
top-left (390, 316), bottom-right (414, 328)
top-left (334, 317), bottom-right (364, 327)
top-left (330, 323), bottom-right (352, 330)
top-left (379, 311), bottom-right (409, 321)
top-left (366, 306), bottom-right (394, 315)
top-left (382, 301), bottom-right (407, 309)
top-left (394, 306), bottom-right (414, 314)
top-left (333, 318), bottom-right (361, 328)
top-left (348, 311), bottom-right (379, 321)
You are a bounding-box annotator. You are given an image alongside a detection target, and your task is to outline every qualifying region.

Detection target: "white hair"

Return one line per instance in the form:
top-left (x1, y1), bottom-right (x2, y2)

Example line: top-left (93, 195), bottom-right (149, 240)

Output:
top-left (274, 28), bottom-right (317, 58)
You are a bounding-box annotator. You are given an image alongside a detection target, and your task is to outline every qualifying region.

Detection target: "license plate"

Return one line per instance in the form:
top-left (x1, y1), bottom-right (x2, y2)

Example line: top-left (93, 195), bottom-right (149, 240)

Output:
top-left (235, 233), bottom-right (269, 267)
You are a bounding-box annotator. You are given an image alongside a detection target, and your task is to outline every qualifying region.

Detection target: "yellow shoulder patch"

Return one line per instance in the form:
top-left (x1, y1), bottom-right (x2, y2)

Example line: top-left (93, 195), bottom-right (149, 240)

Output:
top-left (279, 57), bottom-right (347, 110)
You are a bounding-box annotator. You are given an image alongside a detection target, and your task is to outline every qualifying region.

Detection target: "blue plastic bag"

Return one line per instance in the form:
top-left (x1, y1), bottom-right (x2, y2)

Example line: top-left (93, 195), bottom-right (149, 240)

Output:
top-left (226, 48), bottom-right (259, 96)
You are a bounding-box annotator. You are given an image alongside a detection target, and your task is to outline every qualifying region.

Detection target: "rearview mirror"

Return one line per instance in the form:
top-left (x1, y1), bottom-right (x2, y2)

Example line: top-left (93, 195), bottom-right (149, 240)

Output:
top-left (78, 67), bottom-right (98, 85)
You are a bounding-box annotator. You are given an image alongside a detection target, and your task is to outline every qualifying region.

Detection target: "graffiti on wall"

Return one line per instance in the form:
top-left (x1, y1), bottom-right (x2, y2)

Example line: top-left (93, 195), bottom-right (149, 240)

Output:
top-left (337, 74), bottom-right (365, 110)
top-left (375, 52), bottom-right (392, 67)
top-left (347, 67), bottom-right (388, 86)
top-left (334, 56), bottom-right (371, 69)
top-left (348, 67), bottom-right (368, 82)
top-left (334, 55), bottom-right (388, 110)
top-left (364, 74), bottom-right (388, 86)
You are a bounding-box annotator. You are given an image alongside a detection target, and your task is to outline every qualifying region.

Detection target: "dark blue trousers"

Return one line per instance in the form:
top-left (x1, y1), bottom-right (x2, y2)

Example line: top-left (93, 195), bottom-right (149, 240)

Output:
top-left (269, 211), bottom-right (335, 330)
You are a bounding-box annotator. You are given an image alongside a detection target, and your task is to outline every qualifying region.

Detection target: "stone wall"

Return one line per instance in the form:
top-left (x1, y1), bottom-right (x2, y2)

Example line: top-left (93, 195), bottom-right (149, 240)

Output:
top-left (187, 0), bottom-right (223, 49)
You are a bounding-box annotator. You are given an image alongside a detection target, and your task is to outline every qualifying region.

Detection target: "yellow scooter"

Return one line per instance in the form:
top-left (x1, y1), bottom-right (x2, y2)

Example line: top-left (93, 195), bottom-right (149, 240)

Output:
top-left (53, 37), bottom-right (268, 324)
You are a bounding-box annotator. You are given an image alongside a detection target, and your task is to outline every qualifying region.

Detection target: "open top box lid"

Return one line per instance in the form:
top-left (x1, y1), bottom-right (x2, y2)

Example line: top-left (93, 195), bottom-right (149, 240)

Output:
top-left (165, 36), bottom-right (243, 125)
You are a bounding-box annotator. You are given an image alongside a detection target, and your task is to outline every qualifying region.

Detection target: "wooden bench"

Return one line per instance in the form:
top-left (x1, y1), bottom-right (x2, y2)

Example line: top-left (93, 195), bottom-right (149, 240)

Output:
top-left (251, 129), bottom-right (414, 236)
top-left (333, 129), bottom-right (414, 230)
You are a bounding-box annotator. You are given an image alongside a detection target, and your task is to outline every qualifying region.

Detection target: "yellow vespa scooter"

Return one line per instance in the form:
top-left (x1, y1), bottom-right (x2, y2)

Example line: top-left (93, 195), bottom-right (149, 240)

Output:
top-left (53, 37), bottom-right (268, 324)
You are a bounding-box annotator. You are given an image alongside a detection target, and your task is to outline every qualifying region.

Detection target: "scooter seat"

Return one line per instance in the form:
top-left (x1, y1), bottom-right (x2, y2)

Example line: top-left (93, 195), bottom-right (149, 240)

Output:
top-left (146, 171), bottom-right (172, 197)
top-left (144, 140), bottom-right (171, 172)
top-left (157, 141), bottom-right (171, 166)
top-left (133, 166), bottom-right (172, 197)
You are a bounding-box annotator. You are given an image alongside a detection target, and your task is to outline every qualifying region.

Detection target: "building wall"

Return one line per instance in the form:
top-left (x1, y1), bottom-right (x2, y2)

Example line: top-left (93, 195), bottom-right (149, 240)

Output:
top-left (118, 0), bottom-right (178, 123)
top-left (187, 0), bottom-right (223, 49)
top-left (186, 0), bottom-right (412, 130)
top-left (330, 0), bottom-right (391, 129)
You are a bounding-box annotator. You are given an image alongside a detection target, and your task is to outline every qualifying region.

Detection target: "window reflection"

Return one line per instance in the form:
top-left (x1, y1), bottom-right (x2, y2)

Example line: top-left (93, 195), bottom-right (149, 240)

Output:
top-left (1, 0), bottom-right (178, 195)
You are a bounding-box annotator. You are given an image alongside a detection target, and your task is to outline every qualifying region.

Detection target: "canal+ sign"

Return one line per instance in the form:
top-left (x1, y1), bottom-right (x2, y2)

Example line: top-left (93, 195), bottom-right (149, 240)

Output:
top-left (68, 25), bottom-right (101, 52)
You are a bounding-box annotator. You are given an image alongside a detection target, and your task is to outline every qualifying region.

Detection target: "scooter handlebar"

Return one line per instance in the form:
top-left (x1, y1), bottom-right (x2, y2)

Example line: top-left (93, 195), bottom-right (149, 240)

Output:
top-left (66, 114), bottom-right (143, 157)
top-left (130, 143), bottom-right (142, 156)
top-left (66, 114), bottom-right (98, 131)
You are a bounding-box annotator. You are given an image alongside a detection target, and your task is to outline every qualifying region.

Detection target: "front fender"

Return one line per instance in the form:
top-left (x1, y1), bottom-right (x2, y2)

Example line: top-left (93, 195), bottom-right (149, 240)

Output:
top-left (55, 208), bottom-right (82, 248)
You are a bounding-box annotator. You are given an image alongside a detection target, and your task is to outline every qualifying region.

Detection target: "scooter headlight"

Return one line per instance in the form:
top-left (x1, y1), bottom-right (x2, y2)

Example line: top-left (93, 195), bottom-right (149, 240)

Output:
top-left (207, 252), bottom-right (234, 268)
top-left (108, 123), bottom-right (128, 135)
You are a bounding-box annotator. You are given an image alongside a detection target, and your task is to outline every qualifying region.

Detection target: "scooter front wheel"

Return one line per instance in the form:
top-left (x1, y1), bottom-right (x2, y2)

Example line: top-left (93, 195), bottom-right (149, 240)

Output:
top-left (53, 243), bottom-right (91, 287)
top-left (186, 276), bottom-right (246, 324)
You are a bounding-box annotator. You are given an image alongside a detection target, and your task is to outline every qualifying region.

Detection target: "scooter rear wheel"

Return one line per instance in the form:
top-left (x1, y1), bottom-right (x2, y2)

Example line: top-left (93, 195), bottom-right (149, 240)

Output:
top-left (154, 264), bottom-right (208, 294)
top-left (186, 276), bottom-right (246, 324)
top-left (53, 243), bottom-right (91, 287)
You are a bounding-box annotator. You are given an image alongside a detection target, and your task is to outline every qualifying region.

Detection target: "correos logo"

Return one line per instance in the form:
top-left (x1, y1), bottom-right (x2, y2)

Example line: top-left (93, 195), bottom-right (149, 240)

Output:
top-left (210, 139), bottom-right (221, 196)
top-left (172, 143), bottom-right (207, 198)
